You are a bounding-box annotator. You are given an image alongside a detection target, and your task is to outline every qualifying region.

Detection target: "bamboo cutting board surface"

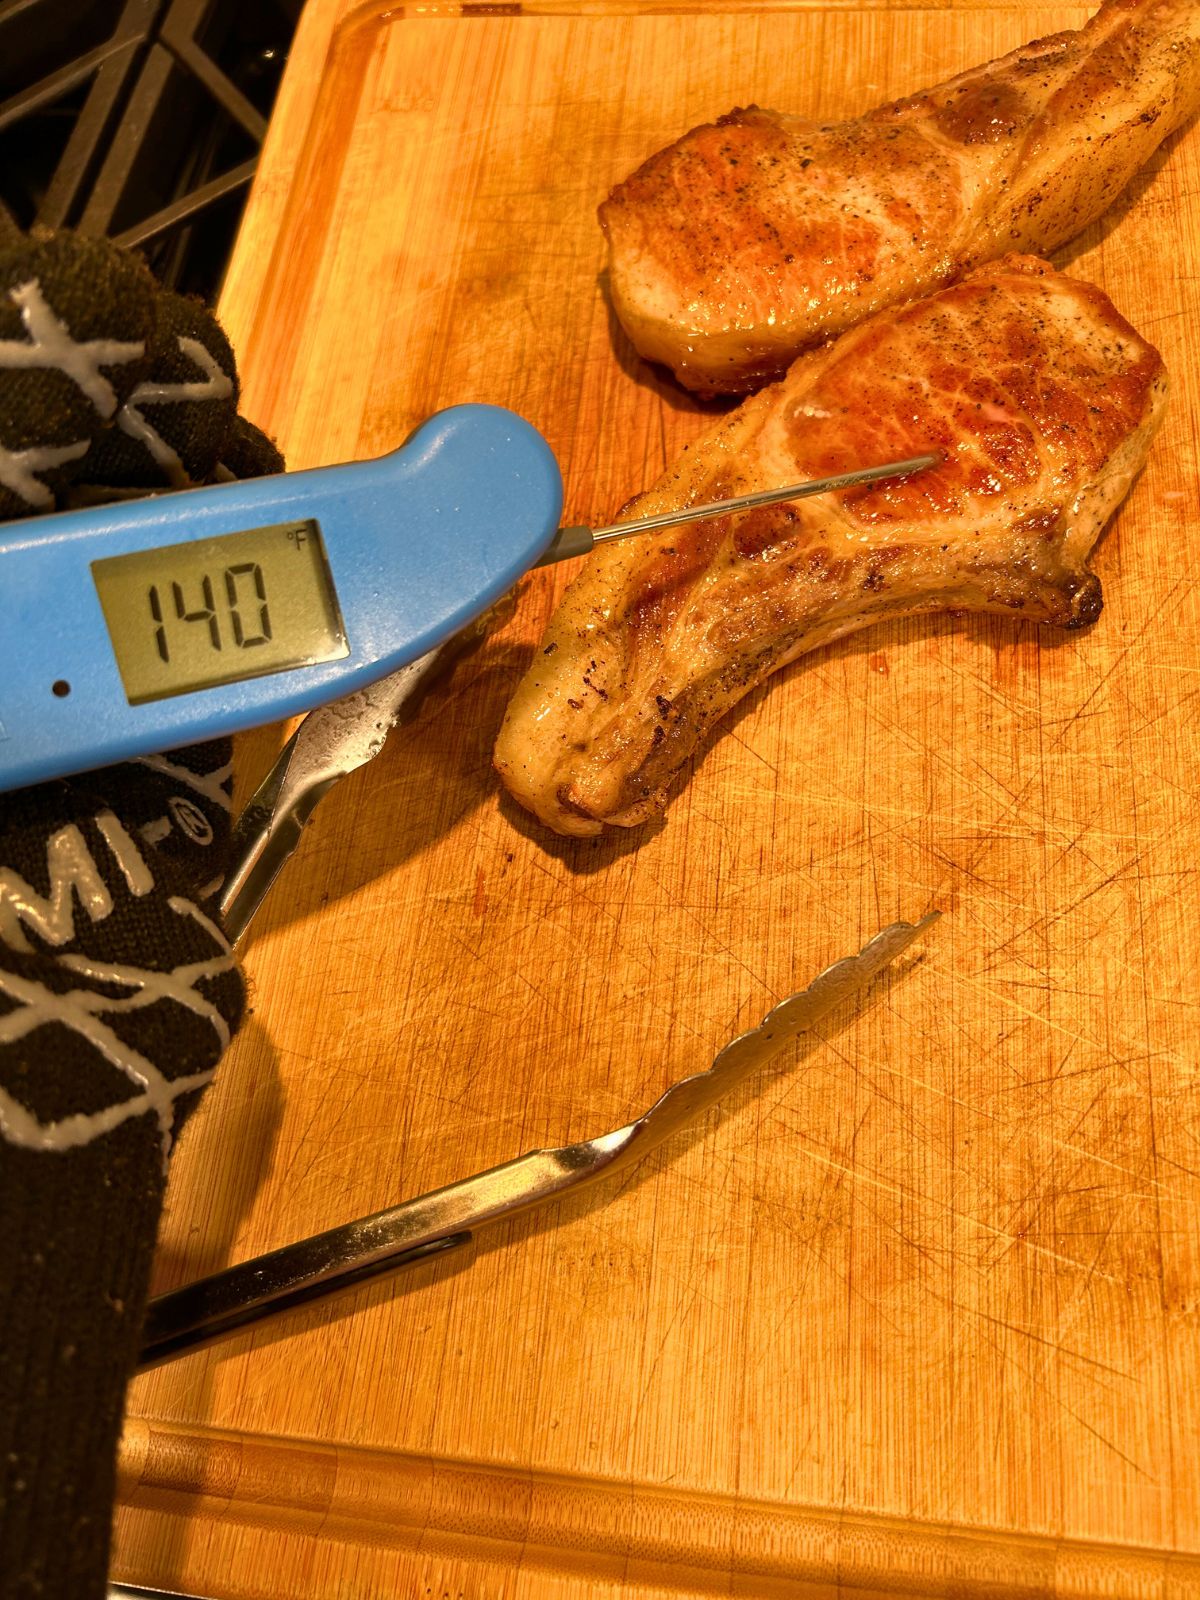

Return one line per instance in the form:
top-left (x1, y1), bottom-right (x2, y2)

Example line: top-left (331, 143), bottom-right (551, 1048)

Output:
top-left (112, 4), bottom-right (1200, 1595)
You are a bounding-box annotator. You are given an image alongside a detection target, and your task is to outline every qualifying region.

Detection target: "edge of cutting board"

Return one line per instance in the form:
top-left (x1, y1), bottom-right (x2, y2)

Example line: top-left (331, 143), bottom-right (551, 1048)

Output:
top-left (115, 1415), bottom-right (1200, 1599)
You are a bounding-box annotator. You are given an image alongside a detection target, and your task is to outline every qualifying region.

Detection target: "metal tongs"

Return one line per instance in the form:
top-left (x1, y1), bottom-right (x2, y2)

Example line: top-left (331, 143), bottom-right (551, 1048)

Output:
top-left (141, 457), bottom-right (941, 1367)
top-left (216, 648), bottom-right (445, 944)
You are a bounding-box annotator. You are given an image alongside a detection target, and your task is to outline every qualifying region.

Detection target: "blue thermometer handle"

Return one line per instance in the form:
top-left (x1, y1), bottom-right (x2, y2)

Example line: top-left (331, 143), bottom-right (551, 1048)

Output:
top-left (0, 404), bottom-right (562, 793)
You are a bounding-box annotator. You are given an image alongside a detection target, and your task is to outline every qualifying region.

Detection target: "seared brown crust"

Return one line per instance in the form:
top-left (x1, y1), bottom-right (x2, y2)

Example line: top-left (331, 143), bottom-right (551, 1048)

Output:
top-left (600, 0), bottom-right (1200, 394)
top-left (495, 257), bottom-right (1166, 836)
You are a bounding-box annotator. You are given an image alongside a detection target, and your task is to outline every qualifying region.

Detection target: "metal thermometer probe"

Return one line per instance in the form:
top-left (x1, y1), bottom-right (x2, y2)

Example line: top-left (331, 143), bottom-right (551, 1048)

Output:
top-left (537, 452), bottom-right (939, 564)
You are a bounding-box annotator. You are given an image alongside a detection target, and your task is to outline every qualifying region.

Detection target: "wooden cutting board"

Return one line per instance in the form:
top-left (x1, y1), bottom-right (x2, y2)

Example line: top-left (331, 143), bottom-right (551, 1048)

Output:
top-left (112, 3), bottom-right (1200, 1595)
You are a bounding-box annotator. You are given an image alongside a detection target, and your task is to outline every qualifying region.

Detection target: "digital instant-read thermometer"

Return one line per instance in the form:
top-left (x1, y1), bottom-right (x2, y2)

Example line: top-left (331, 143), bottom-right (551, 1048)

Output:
top-left (0, 400), bottom-right (936, 795)
top-left (0, 405), bottom-right (562, 794)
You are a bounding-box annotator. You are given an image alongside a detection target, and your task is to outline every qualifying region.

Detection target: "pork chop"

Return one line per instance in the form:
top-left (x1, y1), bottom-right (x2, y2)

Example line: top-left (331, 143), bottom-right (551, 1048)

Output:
top-left (494, 257), bottom-right (1166, 836)
top-left (601, 0), bottom-right (1200, 394)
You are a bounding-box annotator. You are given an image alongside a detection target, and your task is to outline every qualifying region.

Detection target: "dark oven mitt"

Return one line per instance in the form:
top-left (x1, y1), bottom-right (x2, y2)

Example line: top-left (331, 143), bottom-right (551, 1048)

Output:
top-left (0, 219), bottom-right (283, 1599)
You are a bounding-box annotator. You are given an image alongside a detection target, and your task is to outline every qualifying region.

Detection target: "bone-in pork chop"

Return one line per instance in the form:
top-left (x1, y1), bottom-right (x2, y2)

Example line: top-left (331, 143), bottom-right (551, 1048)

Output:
top-left (601, 0), bottom-right (1200, 394)
top-left (494, 257), bottom-right (1166, 836)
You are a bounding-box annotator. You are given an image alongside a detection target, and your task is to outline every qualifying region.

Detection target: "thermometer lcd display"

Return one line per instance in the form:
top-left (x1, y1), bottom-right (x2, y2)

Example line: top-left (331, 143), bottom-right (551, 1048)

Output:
top-left (92, 519), bottom-right (349, 705)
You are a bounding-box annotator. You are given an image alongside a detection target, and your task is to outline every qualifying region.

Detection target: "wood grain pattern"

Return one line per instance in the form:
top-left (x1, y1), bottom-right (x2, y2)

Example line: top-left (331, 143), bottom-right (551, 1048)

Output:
top-left (113, 4), bottom-right (1200, 1595)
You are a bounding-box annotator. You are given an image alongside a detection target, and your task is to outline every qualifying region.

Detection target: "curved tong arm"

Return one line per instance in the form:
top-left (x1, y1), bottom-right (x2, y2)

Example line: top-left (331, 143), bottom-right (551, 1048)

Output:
top-left (140, 913), bottom-right (938, 1367)
top-left (217, 647), bottom-right (443, 945)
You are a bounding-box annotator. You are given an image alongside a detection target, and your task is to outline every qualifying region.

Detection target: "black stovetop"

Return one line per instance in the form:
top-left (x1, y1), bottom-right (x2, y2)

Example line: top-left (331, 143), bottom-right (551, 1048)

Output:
top-left (0, 0), bottom-right (301, 300)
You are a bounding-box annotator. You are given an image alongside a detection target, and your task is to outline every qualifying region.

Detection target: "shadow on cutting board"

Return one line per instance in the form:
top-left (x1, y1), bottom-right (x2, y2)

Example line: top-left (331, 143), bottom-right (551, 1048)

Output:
top-left (599, 273), bottom-right (743, 419)
top-left (147, 1015), bottom-right (286, 1295)
top-left (1055, 116), bottom-right (1197, 273)
top-left (126, 1016), bottom-right (288, 1578)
